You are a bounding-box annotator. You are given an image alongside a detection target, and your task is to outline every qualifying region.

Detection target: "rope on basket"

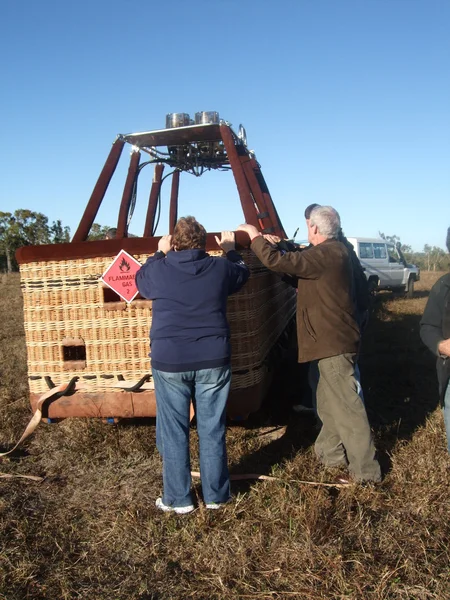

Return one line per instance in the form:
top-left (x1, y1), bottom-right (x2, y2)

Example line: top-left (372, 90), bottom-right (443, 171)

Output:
top-left (0, 379), bottom-right (80, 482)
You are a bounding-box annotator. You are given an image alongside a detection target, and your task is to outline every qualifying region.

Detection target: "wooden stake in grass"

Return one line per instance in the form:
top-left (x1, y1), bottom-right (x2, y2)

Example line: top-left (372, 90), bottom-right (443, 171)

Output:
top-left (190, 471), bottom-right (353, 488)
top-left (0, 473), bottom-right (43, 482)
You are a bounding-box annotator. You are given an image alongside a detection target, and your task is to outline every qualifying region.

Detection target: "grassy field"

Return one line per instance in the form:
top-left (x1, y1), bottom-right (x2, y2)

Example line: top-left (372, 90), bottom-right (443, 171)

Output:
top-left (0, 271), bottom-right (449, 600)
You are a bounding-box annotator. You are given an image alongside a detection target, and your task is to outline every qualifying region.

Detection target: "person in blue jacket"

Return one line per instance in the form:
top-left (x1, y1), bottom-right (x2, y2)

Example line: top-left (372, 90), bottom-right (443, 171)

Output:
top-left (136, 216), bottom-right (249, 514)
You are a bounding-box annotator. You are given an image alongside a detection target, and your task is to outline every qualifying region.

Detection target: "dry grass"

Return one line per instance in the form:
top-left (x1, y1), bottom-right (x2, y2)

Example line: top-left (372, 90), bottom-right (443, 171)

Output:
top-left (0, 271), bottom-right (449, 600)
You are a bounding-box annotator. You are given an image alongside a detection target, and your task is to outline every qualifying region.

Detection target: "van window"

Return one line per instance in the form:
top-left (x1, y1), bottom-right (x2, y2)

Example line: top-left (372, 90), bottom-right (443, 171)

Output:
top-left (373, 243), bottom-right (387, 259)
top-left (387, 245), bottom-right (400, 263)
top-left (359, 243), bottom-right (373, 259)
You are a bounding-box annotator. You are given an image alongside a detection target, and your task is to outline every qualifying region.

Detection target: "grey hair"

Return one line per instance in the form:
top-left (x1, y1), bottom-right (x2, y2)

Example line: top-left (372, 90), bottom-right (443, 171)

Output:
top-left (309, 206), bottom-right (341, 239)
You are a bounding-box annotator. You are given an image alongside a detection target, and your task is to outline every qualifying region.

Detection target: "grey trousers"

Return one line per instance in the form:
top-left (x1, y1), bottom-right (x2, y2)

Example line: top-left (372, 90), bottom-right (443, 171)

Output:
top-left (313, 353), bottom-right (381, 482)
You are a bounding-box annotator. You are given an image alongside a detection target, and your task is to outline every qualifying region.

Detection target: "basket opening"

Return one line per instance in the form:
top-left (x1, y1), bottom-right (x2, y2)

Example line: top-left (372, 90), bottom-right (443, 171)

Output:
top-left (102, 286), bottom-right (146, 304)
top-left (62, 338), bottom-right (87, 370)
top-left (63, 346), bottom-right (86, 362)
top-left (103, 287), bottom-right (122, 303)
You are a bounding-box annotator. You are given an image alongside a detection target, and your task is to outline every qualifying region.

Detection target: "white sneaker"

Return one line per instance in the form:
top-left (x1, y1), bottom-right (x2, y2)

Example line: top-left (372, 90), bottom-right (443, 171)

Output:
top-left (205, 501), bottom-right (229, 510)
top-left (155, 497), bottom-right (194, 514)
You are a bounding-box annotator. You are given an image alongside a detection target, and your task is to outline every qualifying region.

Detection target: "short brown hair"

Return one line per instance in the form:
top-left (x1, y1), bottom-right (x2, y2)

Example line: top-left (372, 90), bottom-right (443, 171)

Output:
top-left (172, 216), bottom-right (207, 250)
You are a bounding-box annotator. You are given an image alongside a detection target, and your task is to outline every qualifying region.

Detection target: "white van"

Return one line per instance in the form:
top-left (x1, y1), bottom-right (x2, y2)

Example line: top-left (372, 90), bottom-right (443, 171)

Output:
top-left (346, 237), bottom-right (420, 298)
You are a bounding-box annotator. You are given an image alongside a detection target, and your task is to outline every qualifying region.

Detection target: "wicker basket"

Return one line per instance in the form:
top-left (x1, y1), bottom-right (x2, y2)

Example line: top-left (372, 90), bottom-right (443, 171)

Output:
top-left (19, 246), bottom-right (296, 418)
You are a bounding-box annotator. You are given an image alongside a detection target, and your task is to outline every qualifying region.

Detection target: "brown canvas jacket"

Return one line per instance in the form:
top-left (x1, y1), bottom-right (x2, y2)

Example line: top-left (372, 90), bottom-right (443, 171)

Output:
top-left (251, 236), bottom-right (361, 362)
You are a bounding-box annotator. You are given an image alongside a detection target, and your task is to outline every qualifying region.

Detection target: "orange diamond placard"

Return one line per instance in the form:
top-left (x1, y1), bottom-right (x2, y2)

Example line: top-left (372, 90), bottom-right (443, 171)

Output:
top-left (101, 250), bottom-right (142, 302)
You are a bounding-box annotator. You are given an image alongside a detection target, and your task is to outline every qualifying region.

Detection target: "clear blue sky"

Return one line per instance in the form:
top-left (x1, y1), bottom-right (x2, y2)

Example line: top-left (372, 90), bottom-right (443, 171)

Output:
top-left (1, 0), bottom-right (449, 251)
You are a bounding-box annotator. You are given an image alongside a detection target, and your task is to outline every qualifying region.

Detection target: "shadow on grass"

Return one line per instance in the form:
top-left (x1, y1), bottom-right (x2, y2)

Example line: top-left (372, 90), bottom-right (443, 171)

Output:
top-left (229, 291), bottom-right (439, 486)
top-left (390, 290), bottom-right (430, 300)
top-left (0, 447), bottom-right (30, 459)
top-left (360, 293), bottom-right (439, 466)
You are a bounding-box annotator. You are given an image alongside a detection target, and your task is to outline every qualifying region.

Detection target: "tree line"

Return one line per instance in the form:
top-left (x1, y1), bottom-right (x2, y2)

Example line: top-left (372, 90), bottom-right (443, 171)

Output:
top-left (1, 209), bottom-right (448, 273)
top-left (0, 210), bottom-right (111, 272)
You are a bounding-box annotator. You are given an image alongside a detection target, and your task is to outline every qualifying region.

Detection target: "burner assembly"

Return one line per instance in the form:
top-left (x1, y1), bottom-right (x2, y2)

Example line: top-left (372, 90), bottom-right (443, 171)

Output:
top-left (126, 111), bottom-right (244, 176)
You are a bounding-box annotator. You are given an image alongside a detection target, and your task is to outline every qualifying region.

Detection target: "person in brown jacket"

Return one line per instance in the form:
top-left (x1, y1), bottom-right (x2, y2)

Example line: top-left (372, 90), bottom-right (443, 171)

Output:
top-left (238, 206), bottom-right (381, 483)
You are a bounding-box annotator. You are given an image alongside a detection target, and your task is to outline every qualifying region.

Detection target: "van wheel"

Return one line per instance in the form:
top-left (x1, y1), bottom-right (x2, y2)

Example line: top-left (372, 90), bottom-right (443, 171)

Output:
top-left (406, 277), bottom-right (414, 298)
top-left (368, 278), bottom-right (378, 295)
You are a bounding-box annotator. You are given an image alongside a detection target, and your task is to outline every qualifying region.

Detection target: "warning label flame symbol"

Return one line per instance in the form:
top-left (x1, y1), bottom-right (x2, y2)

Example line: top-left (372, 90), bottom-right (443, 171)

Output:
top-left (119, 258), bottom-right (131, 272)
top-left (101, 250), bottom-right (141, 303)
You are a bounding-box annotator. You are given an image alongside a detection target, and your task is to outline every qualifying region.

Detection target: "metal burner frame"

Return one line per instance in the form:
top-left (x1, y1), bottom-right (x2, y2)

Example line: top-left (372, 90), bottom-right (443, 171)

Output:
top-left (72, 121), bottom-right (286, 242)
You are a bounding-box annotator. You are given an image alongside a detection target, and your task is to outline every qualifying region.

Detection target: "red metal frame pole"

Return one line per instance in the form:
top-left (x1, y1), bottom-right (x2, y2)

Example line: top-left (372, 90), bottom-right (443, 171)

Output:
top-left (143, 164), bottom-right (165, 237)
top-left (72, 138), bottom-right (125, 242)
top-left (255, 166), bottom-right (287, 239)
top-left (168, 170), bottom-right (180, 234)
top-left (220, 124), bottom-right (259, 229)
top-left (238, 156), bottom-right (278, 236)
top-left (246, 157), bottom-right (286, 239)
top-left (116, 150), bottom-right (141, 238)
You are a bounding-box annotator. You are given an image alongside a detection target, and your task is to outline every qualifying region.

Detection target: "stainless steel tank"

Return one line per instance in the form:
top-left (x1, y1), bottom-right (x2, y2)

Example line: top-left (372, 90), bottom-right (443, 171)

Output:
top-left (165, 113), bottom-right (191, 128)
top-left (194, 111), bottom-right (220, 125)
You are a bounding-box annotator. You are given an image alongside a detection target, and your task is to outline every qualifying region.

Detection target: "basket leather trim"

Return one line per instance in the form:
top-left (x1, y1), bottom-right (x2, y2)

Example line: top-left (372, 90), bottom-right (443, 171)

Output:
top-left (16, 232), bottom-right (251, 265)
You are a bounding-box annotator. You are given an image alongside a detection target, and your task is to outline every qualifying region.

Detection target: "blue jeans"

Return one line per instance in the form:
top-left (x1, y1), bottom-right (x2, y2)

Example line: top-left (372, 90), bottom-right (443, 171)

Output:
top-left (152, 366), bottom-right (231, 507)
top-left (443, 381), bottom-right (450, 454)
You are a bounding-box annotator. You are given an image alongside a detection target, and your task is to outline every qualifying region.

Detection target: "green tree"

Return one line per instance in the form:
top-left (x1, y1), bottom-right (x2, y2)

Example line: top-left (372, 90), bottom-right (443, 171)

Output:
top-left (87, 223), bottom-right (113, 241)
top-left (0, 209), bottom-right (72, 272)
top-left (379, 231), bottom-right (400, 245)
top-left (13, 209), bottom-right (51, 245)
top-left (0, 209), bottom-right (114, 272)
top-left (0, 212), bottom-right (25, 272)
top-left (423, 244), bottom-right (447, 271)
top-left (50, 219), bottom-right (71, 244)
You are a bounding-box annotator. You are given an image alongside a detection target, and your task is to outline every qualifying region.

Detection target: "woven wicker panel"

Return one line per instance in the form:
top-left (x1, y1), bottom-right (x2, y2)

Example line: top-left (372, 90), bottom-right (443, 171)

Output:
top-left (20, 250), bottom-right (296, 394)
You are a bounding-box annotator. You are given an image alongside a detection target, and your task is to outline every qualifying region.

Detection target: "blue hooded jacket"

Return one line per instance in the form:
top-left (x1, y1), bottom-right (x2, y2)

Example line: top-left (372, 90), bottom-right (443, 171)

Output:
top-left (136, 249), bottom-right (249, 372)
